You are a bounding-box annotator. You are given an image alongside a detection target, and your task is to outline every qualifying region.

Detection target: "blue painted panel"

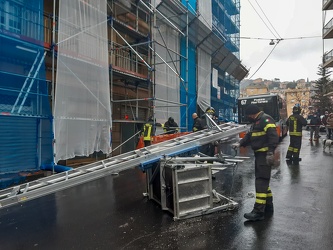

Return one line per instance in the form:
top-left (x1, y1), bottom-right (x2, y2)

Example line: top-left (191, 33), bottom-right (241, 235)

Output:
top-left (0, 0), bottom-right (53, 176)
top-left (0, 116), bottom-right (38, 173)
top-left (180, 38), bottom-right (197, 131)
top-left (181, 0), bottom-right (197, 14)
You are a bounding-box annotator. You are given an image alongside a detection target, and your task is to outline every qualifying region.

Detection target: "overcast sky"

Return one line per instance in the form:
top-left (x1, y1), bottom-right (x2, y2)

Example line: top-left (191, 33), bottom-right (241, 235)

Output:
top-left (240, 0), bottom-right (333, 82)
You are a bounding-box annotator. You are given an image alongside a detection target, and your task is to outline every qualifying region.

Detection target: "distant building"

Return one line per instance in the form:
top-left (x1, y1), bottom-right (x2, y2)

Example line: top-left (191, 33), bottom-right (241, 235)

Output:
top-left (285, 87), bottom-right (311, 117)
top-left (244, 82), bottom-right (268, 96)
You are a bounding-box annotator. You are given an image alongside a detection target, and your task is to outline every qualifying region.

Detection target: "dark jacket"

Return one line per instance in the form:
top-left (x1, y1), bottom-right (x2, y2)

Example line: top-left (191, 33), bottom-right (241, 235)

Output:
top-left (309, 114), bottom-right (321, 126)
top-left (164, 121), bottom-right (178, 134)
top-left (192, 117), bottom-right (204, 132)
top-left (286, 113), bottom-right (307, 136)
top-left (240, 112), bottom-right (279, 153)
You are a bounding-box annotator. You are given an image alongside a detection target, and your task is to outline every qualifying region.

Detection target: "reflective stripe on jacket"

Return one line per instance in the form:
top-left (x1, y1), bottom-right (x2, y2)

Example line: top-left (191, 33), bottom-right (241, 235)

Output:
top-left (143, 123), bottom-right (152, 141)
top-left (286, 114), bottom-right (307, 136)
top-left (240, 112), bottom-right (279, 152)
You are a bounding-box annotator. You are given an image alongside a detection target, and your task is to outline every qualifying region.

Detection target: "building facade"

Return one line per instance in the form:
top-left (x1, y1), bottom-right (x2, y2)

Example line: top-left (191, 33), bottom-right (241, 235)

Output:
top-left (0, 0), bottom-right (248, 180)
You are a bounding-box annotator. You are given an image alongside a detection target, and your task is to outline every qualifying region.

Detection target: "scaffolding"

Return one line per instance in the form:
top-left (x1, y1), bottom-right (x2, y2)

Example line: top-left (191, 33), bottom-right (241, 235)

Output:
top-left (0, 0), bottom-right (53, 182)
top-left (0, 0), bottom-right (249, 185)
top-left (107, 0), bottom-right (248, 154)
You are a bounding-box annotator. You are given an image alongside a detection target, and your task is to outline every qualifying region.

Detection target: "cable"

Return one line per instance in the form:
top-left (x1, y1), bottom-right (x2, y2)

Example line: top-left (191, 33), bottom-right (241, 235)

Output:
top-left (247, 0), bottom-right (279, 40)
top-left (283, 36), bottom-right (321, 40)
top-left (254, 0), bottom-right (282, 39)
top-left (248, 40), bottom-right (280, 79)
top-left (240, 35), bottom-right (321, 41)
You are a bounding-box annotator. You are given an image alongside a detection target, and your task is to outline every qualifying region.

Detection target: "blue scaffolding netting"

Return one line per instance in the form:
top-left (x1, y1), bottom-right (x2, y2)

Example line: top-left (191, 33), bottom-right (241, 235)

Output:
top-left (0, 0), bottom-right (52, 186)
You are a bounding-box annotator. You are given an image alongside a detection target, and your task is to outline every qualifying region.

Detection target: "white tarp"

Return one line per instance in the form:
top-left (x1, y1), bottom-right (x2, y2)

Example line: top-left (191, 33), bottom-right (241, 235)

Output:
top-left (54, 0), bottom-right (111, 162)
top-left (197, 48), bottom-right (211, 112)
top-left (198, 0), bottom-right (212, 30)
top-left (154, 24), bottom-right (181, 128)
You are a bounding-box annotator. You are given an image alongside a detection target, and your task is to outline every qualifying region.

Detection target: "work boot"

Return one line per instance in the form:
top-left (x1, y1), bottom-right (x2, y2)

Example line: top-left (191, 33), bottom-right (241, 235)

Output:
top-left (244, 210), bottom-right (264, 221)
top-left (265, 204), bottom-right (274, 213)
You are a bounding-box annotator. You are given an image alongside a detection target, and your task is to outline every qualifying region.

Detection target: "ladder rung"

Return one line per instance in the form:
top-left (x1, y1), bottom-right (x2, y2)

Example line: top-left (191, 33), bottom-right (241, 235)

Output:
top-left (0, 123), bottom-right (249, 209)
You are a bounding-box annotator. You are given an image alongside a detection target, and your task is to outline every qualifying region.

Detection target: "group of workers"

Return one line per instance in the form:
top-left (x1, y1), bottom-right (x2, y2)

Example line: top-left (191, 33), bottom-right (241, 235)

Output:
top-left (142, 116), bottom-right (179, 147)
top-left (142, 107), bottom-right (219, 147)
top-left (232, 103), bottom-right (333, 222)
top-left (140, 103), bottom-right (330, 223)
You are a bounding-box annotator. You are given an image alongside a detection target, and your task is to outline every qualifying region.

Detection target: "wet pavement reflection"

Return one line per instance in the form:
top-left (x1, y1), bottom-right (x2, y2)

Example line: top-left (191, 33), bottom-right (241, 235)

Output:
top-left (0, 132), bottom-right (333, 249)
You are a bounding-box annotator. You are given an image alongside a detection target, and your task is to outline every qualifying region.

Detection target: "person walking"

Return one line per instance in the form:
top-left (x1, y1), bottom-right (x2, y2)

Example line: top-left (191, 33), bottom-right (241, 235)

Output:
top-left (232, 104), bottom-right (279, 221)
top-left (309, 112), bottom-right (321, 141)
top-left (326, 113), bottom-right (333, 139)
top-left (163, 117), bottom-right (179, 134)
top-left (286, 105), bottom-right (307, 162)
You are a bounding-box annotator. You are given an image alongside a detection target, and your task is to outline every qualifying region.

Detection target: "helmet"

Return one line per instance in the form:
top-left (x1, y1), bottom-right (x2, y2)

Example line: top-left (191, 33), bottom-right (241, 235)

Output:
top-left (206, 107), bottom-right (215, 115)
top-left (292, 105), bottom-right (301, 114)
top-left (168, 117), bottom-right (174, 123)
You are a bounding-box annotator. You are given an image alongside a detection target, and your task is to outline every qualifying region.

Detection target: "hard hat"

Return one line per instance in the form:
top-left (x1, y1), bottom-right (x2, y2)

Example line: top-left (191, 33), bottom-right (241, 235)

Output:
top-left (206, 107), bottom-right (215, 114)
top-left (292, 105), bottom-right (301, 114)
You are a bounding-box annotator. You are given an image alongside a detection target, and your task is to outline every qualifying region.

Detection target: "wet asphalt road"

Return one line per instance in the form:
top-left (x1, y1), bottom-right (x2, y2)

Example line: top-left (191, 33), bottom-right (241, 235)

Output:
top-left (0, 131), bottom-right (333, 250)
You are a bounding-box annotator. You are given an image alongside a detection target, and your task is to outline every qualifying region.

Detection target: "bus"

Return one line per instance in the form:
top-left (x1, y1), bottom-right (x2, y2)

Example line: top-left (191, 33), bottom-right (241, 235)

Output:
top-left (237, 94), bottom-right (288, 141)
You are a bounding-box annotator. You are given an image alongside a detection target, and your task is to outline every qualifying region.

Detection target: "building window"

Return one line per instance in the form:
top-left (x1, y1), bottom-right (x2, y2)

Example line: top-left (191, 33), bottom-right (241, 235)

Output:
top-left (0, 1), bottom-right (22, 34)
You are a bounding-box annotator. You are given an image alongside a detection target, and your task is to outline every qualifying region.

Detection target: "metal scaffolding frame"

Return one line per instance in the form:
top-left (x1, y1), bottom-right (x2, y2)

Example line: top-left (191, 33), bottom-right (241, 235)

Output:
top-left (45, 0), bottom-right (248, 158)
top-left (89, 0), bottom-right (248, 153)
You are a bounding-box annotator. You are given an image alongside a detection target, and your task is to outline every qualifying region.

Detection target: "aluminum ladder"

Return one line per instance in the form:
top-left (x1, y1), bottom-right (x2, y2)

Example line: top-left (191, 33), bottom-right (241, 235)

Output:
top-left (11, 51), bottom-right (47, 114)
top-left (0, 122), bottom-right (248, 209)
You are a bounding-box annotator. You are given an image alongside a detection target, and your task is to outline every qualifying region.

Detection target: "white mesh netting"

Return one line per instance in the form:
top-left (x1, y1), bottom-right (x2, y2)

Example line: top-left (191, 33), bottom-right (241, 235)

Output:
top-left (154, 24), bottom-right (181, 128)
top-left (54, 0), bottom-right (111, 162)
top-left (197, 48), bottom-right (212, 112)
top-left (198, 0), bottom-right (212, 29)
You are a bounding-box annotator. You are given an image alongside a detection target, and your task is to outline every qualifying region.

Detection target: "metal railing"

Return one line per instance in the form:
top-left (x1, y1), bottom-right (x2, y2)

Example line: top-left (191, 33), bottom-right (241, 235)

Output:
top-left (324, 49), bottom-right (333, 63)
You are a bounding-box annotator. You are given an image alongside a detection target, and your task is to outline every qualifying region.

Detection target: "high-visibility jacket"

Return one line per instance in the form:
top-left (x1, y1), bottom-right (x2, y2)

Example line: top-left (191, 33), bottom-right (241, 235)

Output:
top-left (286, 114), bottom-right (307, 136)
top-left (240, 111), bottom-right (279, 153)
top-left (143, 122), bottom-right (153, 141)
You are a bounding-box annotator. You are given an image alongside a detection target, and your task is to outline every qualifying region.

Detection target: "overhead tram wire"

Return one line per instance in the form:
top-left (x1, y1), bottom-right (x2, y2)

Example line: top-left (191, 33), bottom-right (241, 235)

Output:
top-left (245, 0), bottom-right (320, 80)
top-left (254, 0), bottom-right (282, 40)
top-left (247, 40), bottom-right (280, 79)
top-left (241, 35), bottom-right (321, 79)
top-left (240, 35), bottom-right (321, 41)
top-left (248, 0), bottom-right (279, 40)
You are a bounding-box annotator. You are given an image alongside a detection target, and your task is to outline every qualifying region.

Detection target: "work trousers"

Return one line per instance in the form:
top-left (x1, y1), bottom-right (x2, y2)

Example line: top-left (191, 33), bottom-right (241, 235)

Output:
top-left (310, 126), bottom-right (319, 140)
top-left (327, 128), bottom-right (333, 139)
top-left (253, 152), bottom-right (273, 213)
top-left (286, 135), bottom-right (302, 159)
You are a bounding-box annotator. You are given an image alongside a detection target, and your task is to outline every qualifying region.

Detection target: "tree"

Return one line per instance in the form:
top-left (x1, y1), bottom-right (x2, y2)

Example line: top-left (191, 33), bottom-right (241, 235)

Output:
top-left (312, 64), bottom-right (332, 114)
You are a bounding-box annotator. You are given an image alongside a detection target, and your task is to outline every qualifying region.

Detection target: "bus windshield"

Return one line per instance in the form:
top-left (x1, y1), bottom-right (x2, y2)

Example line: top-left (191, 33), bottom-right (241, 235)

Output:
top-left (238, 95), bottom-right (280, 124)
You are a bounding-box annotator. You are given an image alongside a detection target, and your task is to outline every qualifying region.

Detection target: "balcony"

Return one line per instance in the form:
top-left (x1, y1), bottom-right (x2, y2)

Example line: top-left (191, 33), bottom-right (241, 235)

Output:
top-left (323, 17), bottom-right (333, 39)
top-left (323, 0), bottom-right (333, 10)
top-left (323, 49), bottom-right (333, 68)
